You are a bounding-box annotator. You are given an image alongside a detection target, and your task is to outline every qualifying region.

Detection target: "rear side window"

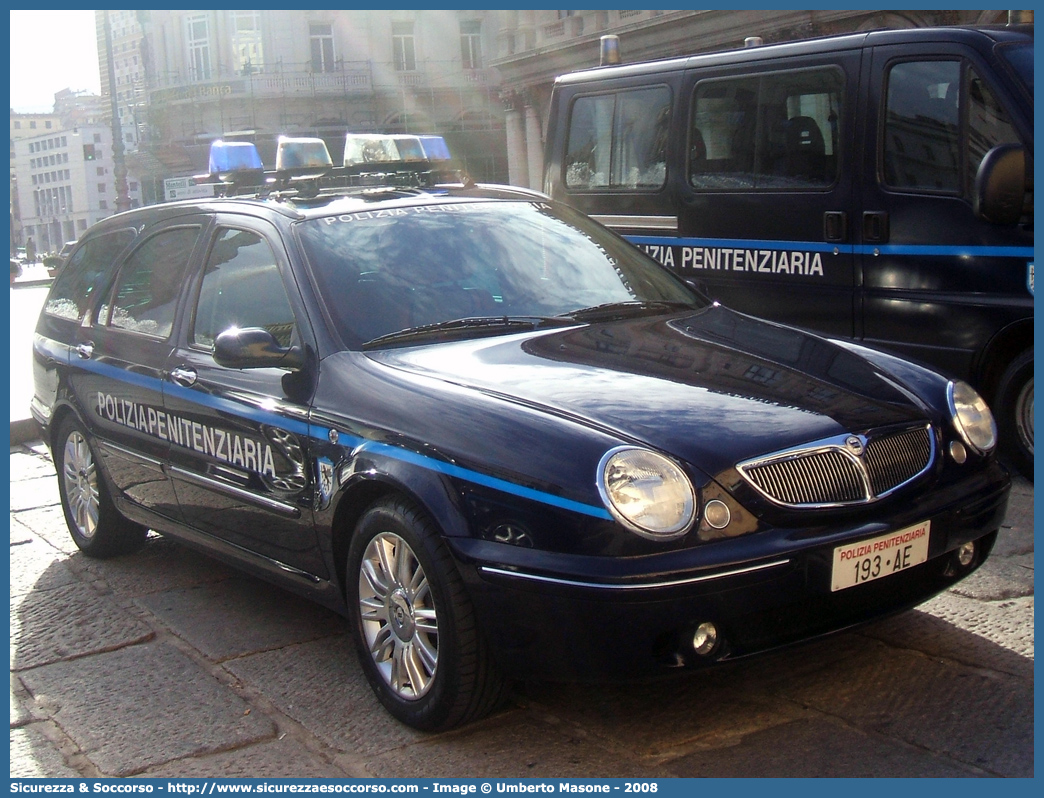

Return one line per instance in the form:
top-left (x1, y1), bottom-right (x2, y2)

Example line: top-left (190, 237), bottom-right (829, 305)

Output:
top-left (191, 228), bottom-right (297, 350)
top-left (565, 86), bottom-right (671, 190)
top-left (101, 227), bottom-right (201, 339)
top-left (44, 229), bottom-right (136, 321)
top-left (689, 67), bottom-right (843, 191)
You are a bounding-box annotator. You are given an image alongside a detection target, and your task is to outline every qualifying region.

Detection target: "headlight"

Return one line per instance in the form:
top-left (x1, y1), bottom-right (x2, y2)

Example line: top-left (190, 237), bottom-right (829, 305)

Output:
top-left (948, 380), bottom-right (997, 454)
top-left (597, 447), bottom-right (696, 539)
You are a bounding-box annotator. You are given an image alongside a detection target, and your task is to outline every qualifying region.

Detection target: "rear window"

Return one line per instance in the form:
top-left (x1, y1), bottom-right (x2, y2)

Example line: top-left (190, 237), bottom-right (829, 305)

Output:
top-left (44, 229), bottom-right (136, 321)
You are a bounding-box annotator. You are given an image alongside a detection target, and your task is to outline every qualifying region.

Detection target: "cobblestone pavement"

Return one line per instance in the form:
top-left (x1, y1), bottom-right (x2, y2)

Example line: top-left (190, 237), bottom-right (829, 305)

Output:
top-left (10, 440), bottom-right (1033, 778)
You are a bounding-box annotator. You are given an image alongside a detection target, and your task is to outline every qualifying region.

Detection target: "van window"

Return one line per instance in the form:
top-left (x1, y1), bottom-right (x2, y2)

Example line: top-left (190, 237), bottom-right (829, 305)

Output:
top-left (966, 67), bottom-right (1022, 198)
top-left (884, 61), bottom-right (961, 192)
top-left (44, 229), bottom-right (136, 321)
top-left (565, 86), bottom-right (671, 190)
top-left (689, 68), bottom-right (842, 190)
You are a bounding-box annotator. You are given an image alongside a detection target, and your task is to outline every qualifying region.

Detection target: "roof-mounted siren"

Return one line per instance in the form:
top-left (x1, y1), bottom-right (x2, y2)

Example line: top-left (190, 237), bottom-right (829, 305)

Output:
top-left (600, 35), bottom-right (621, 66)
top-left (202, 140), bottom-right (265, 190)
top-left (343, 134), bottom-right (400, 169)
top-left (1007, 10), bottom-right (1033, 24)
top-left (416, 135), bottom-right (452, 163)
top-left (275, 136), bottom-right (334, 181)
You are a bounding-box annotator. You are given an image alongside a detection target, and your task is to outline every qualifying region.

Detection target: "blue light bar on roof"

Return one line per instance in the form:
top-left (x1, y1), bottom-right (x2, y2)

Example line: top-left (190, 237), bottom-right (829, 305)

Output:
top-left (388, 135), bottom-right (426, 162)
top-left (343, 134), bottom-right (400, 167)
top-left (208, 140), bottom-right (264, 181)
top-left (275, 136), bottom-right (333, 179)
top-left (416, 135), bottom-right (451, 162)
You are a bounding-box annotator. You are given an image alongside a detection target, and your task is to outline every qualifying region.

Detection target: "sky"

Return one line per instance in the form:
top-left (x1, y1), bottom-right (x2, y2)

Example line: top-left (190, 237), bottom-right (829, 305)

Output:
top-left (10, 9), bottom-right (102, 112)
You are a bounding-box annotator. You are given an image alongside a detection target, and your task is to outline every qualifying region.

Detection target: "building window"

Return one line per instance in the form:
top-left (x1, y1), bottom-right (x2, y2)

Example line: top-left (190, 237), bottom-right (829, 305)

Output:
top-left (46, 121), bottom-right (52, 129)
top-left (13, 121), bottom-right (20, 129)
top-left (310, 23), bottom-right (335, 73)
top-left (98, 183), bottom-right (107, 193)
top-left (186, 14), bottom-right (212, 81)
top-left (99, 200), bottom-right (108, 209)
top-left (460, 20), bottom-right (481, 70)
top-left (232, 10), bottom-right (263, 74)
top-left (30, 121), bottom-right (36, 129)
top-left (392, 21), bottom-right (416, 72)
top-left (94, 134), bottom-right (102, 143)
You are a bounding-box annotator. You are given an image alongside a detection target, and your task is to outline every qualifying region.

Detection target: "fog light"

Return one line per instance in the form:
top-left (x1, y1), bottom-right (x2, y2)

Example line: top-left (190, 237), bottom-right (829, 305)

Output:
top-left (957, 541), bottom-right (976, 567)
top-left (704, 499), bottom-right (731, 530)
top-left (693, 622), bottom-right (719, 656)
top-left (949, 440), bottom-right (968, 464)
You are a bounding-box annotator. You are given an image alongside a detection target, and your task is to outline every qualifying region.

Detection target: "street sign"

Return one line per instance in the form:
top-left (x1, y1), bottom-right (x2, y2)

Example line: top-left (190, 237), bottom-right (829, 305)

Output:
top-left (164, 177), bottom-right (215, 202)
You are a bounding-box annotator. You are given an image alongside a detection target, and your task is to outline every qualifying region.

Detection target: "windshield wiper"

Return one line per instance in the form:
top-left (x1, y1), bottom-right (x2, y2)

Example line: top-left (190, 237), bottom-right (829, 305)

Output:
top-left (361, 316), bottom-right (576, 349)
top-left (560, 300), bottom-right (694, 322)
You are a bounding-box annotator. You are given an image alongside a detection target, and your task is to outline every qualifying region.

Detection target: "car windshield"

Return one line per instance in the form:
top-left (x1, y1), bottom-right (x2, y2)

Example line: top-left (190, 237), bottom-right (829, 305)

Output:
top-left (296, 200), bottom-right (703, 347)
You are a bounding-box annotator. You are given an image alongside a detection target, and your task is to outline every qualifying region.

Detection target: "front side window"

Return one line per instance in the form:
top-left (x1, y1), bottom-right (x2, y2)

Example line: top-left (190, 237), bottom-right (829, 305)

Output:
top-left (966, 66), bottom-right (1022, 197)
top-left (186, 15), bottom-right (211, 81)
top-left (310, 23), bottom-right (335, 73)
top-left (103, 227), bottom-right (201, 339)
top-left (883, 60), bottom-right (960, 193)
top-left (565, 86), bottom-right (671, 190)
top-left (192, 228), bottom-right (296, 350)
top-left (392, 21), bottom-right (416, 72)
top-left (45, 229), bottom-right (136, 321)
top-left (689, 67), bottom-right (842, 191)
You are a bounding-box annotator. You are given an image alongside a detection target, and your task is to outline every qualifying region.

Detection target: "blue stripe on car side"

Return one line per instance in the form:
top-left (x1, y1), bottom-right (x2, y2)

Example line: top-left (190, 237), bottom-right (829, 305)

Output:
top-left (76, 358), bottom-right (612, 520)
top-left (625, 235), bottom-right (1034, 259)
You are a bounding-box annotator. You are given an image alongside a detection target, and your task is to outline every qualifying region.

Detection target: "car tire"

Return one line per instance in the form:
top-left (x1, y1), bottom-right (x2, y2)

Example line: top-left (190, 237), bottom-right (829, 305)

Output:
top-left (994, 349), bottom-right (1033, 481)
top-left (55, 416), bottom-right (148, 557)
top-left (347, 496), bottom-right (504, 731)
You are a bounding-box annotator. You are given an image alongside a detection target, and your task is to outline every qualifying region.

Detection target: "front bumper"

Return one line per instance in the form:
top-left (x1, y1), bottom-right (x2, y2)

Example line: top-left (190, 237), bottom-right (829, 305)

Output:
top-left (448, 464), bottom-right (1010, 681)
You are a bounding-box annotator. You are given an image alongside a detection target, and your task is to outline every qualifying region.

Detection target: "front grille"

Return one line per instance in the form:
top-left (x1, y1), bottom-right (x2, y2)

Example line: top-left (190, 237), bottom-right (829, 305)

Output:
top-left (739, 425), bottom-right (934, 507)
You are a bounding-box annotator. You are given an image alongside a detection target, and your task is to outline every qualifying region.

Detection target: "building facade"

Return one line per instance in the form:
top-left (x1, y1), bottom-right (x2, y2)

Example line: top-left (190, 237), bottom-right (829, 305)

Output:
top-left (489, 9), bottom-right (1017, 189)
top-left (11, 124), bottom-right (142, 253)
top-left (130, 10), bottom-right (507, 189)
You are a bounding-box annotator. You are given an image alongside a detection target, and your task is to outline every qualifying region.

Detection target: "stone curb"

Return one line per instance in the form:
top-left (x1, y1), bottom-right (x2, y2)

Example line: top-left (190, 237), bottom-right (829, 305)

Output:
top-left (10, 419), bottom-right (42, 447)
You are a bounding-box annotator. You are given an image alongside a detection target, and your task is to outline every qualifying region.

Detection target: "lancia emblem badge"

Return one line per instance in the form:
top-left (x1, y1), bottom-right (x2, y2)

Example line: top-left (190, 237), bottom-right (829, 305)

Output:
top-left (845, 436), bottom-right (864, 456)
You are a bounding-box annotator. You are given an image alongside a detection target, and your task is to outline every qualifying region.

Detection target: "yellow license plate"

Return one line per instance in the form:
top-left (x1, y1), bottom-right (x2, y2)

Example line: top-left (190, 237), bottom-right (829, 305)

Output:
top-left (830, 520), bottom-right (931, 592)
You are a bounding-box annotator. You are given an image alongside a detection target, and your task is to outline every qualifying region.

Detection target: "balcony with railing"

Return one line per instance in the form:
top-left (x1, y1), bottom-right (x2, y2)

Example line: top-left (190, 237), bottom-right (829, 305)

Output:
top-left (147, 60), bottom-right (497, 106)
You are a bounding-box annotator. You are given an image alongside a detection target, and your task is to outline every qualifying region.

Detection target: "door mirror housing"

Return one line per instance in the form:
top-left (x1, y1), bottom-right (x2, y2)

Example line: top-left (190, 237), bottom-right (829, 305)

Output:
top-left (974, 143), bottom-right (1027, 225)
top-left (213, 327), bottom-right (305, 371)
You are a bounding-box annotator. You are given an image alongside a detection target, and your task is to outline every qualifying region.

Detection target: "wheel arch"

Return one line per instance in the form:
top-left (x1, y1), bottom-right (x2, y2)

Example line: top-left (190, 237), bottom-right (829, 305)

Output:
top-left (327, 459), bottom-right (470, 601)
top-left (977, 319), bottom-right (1033, 404)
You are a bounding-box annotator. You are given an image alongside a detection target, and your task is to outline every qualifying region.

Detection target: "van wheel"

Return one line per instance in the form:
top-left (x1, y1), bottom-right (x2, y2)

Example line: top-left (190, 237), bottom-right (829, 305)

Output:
top-left (55, 417), bottom-right (148, 557)
top-left (347, 497), bottom-right (504, 730)
top-left (995, 349), bottom-right (1033, 481)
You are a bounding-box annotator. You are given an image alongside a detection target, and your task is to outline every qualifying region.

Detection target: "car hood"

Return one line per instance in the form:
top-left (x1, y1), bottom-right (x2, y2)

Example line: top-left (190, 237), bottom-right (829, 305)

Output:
top-left (364, 306), bottom-right (933, 477)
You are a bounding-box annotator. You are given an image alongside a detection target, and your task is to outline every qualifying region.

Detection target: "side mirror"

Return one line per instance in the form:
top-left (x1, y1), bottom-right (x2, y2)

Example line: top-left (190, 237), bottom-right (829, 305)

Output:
top-left (213, 327), bottom-right (305, 371)
top-left (974, 143), bottom-right (1026, 225)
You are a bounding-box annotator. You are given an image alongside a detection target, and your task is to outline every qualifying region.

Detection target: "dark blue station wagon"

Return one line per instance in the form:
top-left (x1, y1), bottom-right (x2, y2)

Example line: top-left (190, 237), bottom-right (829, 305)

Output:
top-left (32, 159), bottom-right (1010, 730)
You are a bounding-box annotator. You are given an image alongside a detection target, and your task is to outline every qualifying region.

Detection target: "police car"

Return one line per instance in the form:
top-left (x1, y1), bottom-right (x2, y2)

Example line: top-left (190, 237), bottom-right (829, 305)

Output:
top-left (32, 134), bottom-right (1010, 731)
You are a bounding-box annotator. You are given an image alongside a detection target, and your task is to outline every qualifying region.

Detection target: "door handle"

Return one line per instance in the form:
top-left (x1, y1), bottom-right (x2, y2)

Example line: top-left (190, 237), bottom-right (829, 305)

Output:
top-left (823, 211), bottom-right (847, 242)
top-left (169, 366), bottom-right (197, 387)
top-left (76, 342), bottom-right (94, 360)
top-left (863, 211), bottom-right (889, 243)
